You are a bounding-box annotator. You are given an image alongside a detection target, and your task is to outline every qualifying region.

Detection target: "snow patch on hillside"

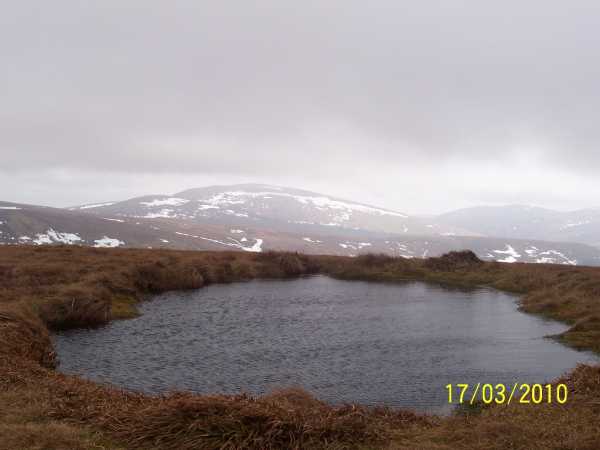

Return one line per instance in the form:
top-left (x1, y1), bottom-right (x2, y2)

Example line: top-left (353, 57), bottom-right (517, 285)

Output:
top-left (198, 204), bottom-right (219, 211)
top-left (561, 220), bottom-right (591, 230)
top-left (143, 209), bottom-right (177, 218)
top-left (0, 206), bottom-right (21, 210)
top-left (94, 236), bottom-right (124, 248)
top-left (525, 247), bottom-right (577, 265)
top-left (525, 246), bottom-right (539, 256)
top-left (243, 238), bottom-right (263, 252)
top-left (303, 237), bottom-right (322, 243)
top-left (339, 241), bottom-right (372, 251)
top-left (494, 245), bottom-right (521, 263)
top-left (496, 245), bottom-right (579, 265)
top-left (32, 229), bottom-right (83, 245)
top-left (224, 209), bottom-right (249, 217)
top-left (175, 231), bottom-right (263, 252)
top-left (385, 241), bottom-right (416, 258)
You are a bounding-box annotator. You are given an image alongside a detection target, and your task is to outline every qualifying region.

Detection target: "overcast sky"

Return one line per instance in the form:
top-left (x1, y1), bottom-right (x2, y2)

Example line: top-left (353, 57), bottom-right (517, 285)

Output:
top-left (2, 1), bottom-right (600, 214)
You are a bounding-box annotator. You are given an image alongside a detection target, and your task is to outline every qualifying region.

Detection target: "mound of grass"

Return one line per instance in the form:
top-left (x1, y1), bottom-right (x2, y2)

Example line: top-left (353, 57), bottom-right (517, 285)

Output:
top-left (422, 250), bottom-right (484, 272)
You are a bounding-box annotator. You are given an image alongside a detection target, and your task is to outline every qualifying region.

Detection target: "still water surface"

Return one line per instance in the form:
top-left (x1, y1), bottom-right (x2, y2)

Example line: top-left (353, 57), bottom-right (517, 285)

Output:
top-left (54, 276), bottom-right (598, 413)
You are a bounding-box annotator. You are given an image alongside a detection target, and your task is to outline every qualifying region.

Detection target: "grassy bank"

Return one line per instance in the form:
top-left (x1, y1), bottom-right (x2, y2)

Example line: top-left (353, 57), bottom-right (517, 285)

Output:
top-left (0, 246), bottom-right (599, 449)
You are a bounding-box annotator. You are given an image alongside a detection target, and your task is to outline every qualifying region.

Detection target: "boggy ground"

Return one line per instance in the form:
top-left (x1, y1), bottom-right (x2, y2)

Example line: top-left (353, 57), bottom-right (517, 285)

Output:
top-left (0, 246), bottom-right (599, 449)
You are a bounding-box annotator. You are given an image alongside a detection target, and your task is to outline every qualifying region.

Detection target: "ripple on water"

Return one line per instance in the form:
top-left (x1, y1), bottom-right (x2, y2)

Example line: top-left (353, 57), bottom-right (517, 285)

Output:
top-left (54, 275), bottom-right (598, 413)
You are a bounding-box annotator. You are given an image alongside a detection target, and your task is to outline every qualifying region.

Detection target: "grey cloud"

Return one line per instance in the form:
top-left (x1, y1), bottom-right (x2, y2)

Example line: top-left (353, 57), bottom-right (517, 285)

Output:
top-left (2, 1), bottom-right (600, 211)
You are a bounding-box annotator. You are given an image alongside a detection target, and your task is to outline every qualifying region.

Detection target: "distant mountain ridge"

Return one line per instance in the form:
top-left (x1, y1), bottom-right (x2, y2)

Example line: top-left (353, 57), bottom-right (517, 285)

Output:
top-left (2, 184), bottom-right (600, 266)
top-left (73, 183), bottom-right (473, 238)
top-left (437, 205), bottom-right (600, 248)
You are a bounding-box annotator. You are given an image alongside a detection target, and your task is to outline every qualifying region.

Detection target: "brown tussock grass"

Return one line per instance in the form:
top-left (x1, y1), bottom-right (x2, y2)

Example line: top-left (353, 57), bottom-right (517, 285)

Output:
top-left (1, 246), bottom-right (600, 449)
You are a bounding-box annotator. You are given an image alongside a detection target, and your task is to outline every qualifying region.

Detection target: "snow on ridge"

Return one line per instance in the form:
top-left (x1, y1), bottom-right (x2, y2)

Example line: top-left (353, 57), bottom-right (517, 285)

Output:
top-left (102, 217), bottom-right (125, 222)
top-left (94, 236), bottom-right (124, 248)
top-left (79, 202), bottom-right (115, 209)
top-left (200, 191), bottom-right (408, 218)
top-left (297, 195), bottom-right (407, 218)
top-left (0, 206), bottom-right (22, 210)
top-left (140, 197), bottom-right (189, 207)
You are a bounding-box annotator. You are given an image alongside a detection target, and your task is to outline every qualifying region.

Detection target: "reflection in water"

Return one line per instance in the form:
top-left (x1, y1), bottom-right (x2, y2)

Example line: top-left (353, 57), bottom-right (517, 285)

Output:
top-left (54, 276), bottom-right (597, 413)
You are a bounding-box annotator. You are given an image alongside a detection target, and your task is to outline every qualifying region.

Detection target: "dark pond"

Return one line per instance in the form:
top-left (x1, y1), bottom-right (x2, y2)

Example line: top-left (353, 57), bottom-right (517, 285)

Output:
top-left (54, 276), bottom-right (597, 413)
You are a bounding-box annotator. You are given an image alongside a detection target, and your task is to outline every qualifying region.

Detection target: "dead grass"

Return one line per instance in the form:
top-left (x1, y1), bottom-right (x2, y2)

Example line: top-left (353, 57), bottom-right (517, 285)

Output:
top-left (388, 364), bottom-right (600, 450)
top-left (1, 246), bottom-right (600, 449)
top-left (0, 385), bottom-right (124, 450)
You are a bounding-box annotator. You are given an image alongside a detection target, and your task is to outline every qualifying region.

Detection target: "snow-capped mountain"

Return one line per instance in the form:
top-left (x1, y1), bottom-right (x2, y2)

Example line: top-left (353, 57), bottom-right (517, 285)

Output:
top-left (437, 205), bottom-right (600, 248)
top-left (3, 185), bottom-right (600, 266)
top-left (72, 184), bottom-right (471, 237)
top-left (3, 199), bottom-right (599, 265)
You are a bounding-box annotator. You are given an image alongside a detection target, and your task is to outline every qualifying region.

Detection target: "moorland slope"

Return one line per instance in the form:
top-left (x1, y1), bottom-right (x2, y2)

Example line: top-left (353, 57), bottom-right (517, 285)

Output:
top-left (1, 247), bottom-right (599, 449)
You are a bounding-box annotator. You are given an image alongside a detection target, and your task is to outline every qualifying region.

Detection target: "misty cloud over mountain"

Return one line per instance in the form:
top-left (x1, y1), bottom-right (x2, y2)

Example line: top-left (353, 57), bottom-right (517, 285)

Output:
top-left (3, 2), bottom-right (600, 212)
